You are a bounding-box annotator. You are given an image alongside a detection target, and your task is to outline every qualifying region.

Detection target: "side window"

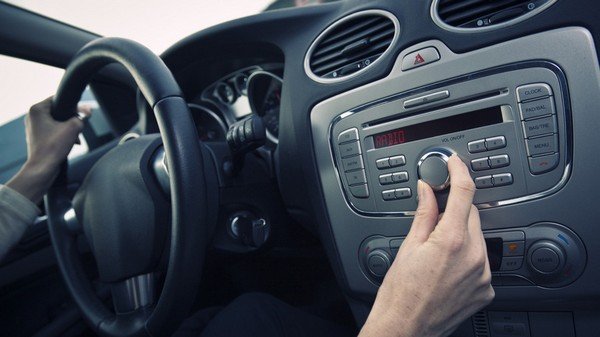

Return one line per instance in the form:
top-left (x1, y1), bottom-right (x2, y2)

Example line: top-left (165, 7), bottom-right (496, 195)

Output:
top-left (0, 54), bottom-right (91, 183)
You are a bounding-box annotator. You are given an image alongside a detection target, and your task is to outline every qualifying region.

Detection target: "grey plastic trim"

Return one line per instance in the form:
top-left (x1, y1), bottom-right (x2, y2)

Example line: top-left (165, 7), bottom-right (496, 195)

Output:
top-left (304, 9), bottom-right (400, 84)
top-left (430, 0), bottom-right (558, 33)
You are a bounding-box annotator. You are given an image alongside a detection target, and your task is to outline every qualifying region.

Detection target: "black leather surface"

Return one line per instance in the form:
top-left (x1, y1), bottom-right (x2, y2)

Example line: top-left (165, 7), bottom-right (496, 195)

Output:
top-left (46, 37), bottom-right (212, 337)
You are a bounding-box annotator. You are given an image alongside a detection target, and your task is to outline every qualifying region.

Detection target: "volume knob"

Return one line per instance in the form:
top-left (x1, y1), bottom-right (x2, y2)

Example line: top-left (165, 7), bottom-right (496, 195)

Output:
top-left (417, 149), bottom-right (452, 191)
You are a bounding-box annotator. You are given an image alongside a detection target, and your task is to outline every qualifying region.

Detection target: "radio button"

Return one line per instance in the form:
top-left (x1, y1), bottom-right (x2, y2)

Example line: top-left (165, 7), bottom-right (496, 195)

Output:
top-left (492, 173), bottom-right (513, 187)
top-left (517, 83), bottom-right (553, 102)
top-left (338, 128), bottom-right (359, 144)
top-left (500, 256), bottom-right (523, 271)
top-left (394, 188), bottom-right (412, 199)
top-left (489, 154), bottom-right (510, 169)
top-left (339, 141), bottom-right (361, 158)
top-left (376, 158), bottom-right (391, 169)
top-left (389, 155), bottom-right (406, 167)
top-left (418, 151), bottom-right (451, 191)
top-left (503, 241), bottom-right (525, 256)
top-left (349, 184), bottom-right (369, 198)
top-left (471, 157), bottom-right (490, 171)
top-left (342, 155), bottom-right (364, 172)
top-left (528, 153), bottom-right (559, 174)
top-left (346, 170), bottom-right (367, 186)
top-left (403, 90), bottom-right (449, 109)
top-left (519, 97), bottom-right (555, 120)
top-left (392, 171), bottom-right (409, 183)
top-left (467, 139), bottom-right (486, 153)
top-left (484, 136), bottom-right (506, 150)
top-left (475, 175), bottom-right (493, 189)
top-left (523, 115), bottom-right (557, 138)
top-left (382, 189), bottom-right (396, 201)
top-left (379, 173), bottom-right (394, 185)
top-left (526, 134), bottom-right (558, 156)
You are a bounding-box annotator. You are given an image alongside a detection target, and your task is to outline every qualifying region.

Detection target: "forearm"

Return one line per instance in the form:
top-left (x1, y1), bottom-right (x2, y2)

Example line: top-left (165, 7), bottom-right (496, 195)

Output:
top-left (0, 184), bottom-right (40, 260)
top-left (6, 160), bottom-right (58, 205)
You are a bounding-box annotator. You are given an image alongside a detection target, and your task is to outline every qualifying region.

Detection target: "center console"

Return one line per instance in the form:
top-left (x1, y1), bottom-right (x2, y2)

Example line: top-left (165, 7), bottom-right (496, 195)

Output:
top-left (310, 27), bottom-right (600, 328)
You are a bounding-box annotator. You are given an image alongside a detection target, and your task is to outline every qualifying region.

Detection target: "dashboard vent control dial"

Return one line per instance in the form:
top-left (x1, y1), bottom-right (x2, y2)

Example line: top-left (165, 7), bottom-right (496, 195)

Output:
top-left (527, 240), bottom-right (566, 276)
top-left (417, 149), bottom-right (452, 191)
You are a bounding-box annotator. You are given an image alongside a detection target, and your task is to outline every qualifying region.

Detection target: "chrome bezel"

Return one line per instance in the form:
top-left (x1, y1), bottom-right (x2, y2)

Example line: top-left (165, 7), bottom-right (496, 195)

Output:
top-left (304, 9), bottom-right (400, 84)
top-left (430, 0), bottom-right (558, 33)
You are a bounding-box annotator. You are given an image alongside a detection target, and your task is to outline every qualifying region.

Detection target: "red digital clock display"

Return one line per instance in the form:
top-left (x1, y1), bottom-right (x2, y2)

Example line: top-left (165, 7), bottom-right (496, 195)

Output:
top-left (374, 129), bottom-right (406, 149)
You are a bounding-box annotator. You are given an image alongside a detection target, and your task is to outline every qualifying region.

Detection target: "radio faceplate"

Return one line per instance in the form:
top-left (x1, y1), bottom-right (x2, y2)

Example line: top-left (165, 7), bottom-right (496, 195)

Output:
top-left (331, 66), bottom-right (569, 215)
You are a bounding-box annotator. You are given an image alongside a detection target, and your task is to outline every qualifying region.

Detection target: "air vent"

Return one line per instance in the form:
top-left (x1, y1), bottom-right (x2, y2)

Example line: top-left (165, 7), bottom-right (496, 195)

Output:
top-left (472, 311), bottom-right (490, 337)
top-left (432, 0), bottom-right (557, 31)
top-left (305, 10), bottom-right (399, 83)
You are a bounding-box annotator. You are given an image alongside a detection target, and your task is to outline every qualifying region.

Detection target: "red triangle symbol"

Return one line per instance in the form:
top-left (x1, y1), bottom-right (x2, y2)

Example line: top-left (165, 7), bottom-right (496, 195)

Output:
top-left (414, 53), bottom-right (425, 65)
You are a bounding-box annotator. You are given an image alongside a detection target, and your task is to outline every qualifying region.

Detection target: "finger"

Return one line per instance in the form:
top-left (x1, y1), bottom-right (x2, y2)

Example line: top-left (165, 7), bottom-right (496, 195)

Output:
top-left (29, 97), bottom-right (52, 115)
top-left (405, 180), bottom-right (439, 244)
top-left (77, 104), bottom-right (93, 118)
top-left (439, 155), bottom-right (476, 230)
top-left (65, 116), bottom-right (85, 135)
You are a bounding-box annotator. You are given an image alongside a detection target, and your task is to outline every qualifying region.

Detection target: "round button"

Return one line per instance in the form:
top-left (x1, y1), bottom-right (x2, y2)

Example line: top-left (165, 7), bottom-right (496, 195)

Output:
top-left (527, 240), bottom-right (565, 276)
top-left (417, 150), bottom-right (452, 191)
top-left (531, 247), bottom-right (560, 273)
top-left (366, 250), bottom-right (391, 278)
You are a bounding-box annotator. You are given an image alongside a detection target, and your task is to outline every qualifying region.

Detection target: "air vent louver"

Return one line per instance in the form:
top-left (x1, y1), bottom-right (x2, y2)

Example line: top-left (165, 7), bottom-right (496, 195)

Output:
top-left (434, 0), bottom-right (556, 30)
top-left (472, 311), bottom-right (490, 337)
top-left (306, 11), bottom-right (398, 82)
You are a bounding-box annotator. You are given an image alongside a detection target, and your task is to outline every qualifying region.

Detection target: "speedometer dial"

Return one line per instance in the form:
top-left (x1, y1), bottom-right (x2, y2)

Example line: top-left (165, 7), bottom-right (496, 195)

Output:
top-left (247, 71), bottom-right (283, 144)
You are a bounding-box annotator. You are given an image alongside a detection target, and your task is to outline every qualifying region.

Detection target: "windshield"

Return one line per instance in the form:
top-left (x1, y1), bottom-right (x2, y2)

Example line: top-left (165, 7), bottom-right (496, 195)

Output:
top-left (4, 0), bottom-right (337, 53)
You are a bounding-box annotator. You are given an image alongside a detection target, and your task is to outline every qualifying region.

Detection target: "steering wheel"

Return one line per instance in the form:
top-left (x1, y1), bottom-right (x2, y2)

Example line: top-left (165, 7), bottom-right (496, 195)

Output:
top-left (45, 37), bottom-right (215, 337)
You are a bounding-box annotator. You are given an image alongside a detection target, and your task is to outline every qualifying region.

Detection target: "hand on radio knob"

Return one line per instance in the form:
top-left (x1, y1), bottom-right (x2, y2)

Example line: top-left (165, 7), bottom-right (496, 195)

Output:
top-left (359, 155), bottom-right (494, 337)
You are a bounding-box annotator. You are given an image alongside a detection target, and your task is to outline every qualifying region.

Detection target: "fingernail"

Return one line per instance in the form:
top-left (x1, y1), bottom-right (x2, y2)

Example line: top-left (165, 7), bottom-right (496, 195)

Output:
top-left (417, 180), bottom-right (425, 202)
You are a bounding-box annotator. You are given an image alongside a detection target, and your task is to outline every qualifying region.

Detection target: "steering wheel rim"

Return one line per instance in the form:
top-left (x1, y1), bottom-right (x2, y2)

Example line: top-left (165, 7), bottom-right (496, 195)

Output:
top-left (46, 37), bottom-right (209, 337)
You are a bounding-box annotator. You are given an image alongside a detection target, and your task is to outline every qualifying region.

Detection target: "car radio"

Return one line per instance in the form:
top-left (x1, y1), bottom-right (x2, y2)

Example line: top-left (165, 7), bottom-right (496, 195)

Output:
top-left (331, 66), bottom-right (569, 215)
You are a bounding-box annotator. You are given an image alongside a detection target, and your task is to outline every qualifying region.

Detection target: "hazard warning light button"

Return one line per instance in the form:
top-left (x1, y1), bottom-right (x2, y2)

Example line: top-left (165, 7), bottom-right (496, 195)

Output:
top-left (401, 47), bottom-right (440, 71)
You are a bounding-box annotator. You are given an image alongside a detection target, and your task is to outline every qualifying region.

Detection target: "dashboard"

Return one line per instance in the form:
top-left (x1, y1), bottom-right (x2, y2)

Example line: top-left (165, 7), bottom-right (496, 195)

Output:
top-left (186, 65), bottom-right (284, 146)
top-left (156, 0), bottom-right (600, 336)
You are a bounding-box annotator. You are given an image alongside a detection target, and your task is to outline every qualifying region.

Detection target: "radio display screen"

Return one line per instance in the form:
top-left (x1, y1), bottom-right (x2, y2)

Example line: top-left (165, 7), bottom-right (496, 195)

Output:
top-left (372, 106), bottom-right (504, 149)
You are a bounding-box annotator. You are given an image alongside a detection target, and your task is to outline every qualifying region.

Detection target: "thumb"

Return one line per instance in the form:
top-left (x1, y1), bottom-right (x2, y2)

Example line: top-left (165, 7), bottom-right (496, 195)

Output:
top-left (405, 180), bottom-right (439, 244)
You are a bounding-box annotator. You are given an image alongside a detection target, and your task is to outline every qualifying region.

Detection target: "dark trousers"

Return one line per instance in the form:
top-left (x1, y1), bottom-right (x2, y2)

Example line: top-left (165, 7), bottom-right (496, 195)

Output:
top-left (174, 293), bottom-right (357, 337)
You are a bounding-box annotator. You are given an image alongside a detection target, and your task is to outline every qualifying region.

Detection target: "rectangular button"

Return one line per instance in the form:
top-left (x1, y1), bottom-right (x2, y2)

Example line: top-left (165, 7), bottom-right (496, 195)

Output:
top-left (500, 256), bottom-right (523, 271)
top-left (468, 139), bottom-right (487, 153)
top-left (522, 115), bottom-right (557, 138)
top-left (485, 231), bottom-right (525, 242)
top-left (528, 153), bottom-right (559, 174)
top-left (349, 184), bottom-right (369, 198)
top-left (379, 173), bottom-right (394, 185)
top-left (338, 128), bottom-right (359, 144)
top-left (339, 141), bottom-right (361, 158)
top-left (519, 97), bottom-right (555, 120)
top-left (403, 90), bottom-right (449, 108)
top-left (475, 175), bottom-right (493, 189)
top-left (392, 171), bottom-right (409, 183)
top-left (342, 155), bottom-right (364, 172)
top-left (491, 322), bottom-right (527, 336)
top-left (389, 155), bottom-right (406, 167)
top-left (526, 134), bottom-right (558, 156)
top-left (489, 154), bottom-right (510, 169)
top-left (503, 241), bottom-right (525, 256)
top-left (376, 158), bottom-right (391, 169)
top-left (382, 189), bottom-right (396, 201)
top-left (485, 136), bottom-right (507, 150)
top-left (401, 47), bottom-right (440, 71)
top-left (346, 170), bottom-right (367, 186)
top-left (394, 188), bottom-right (412, 199)
top-left (493, 173), bottom-right (513, 187)
top-left (471, 157), bottom-right (490, 171)
top-left (517, 83), bottom-right (553, 102)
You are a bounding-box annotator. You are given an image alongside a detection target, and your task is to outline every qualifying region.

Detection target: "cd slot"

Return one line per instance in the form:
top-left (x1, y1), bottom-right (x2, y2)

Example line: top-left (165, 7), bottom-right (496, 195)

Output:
top-left (364, 88), bottom-right (507, 128)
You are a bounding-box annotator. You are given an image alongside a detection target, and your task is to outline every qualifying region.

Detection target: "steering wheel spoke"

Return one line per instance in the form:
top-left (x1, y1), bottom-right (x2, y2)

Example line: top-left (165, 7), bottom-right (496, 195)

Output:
top-left (111, 273), bottom-right (156, 314)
